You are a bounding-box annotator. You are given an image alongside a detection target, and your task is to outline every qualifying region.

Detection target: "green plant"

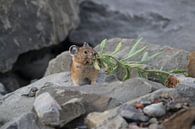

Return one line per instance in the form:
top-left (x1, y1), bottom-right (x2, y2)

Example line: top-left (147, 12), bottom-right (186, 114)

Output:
top-left (94, 38), bottom-right (186, 86)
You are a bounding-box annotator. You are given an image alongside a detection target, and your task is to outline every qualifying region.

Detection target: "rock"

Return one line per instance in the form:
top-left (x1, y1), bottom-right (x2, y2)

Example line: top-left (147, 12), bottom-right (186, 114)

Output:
top-left (162, 108), bottom-right (195, 129)
top-left (103, 78), bottom-right (164, 103)
top-left (36, 83), bottom-right (121, 113)
top-left (0, 72), bottom-right (71, 125)
top-left (0, 72), bottom-right (167, 128)
top-left (149, 118), bottom-right (158, 124)
top-left (22, 87), bottom-right (38, 97)
top-left (0, 0), bottom-right (79, 73)
top-left (0, 112), bottom-right (53, 129)
top-left (45, 52), bottom-right (71, 76)
top-left (33, 92), bottom-right (62, 126)
top-left (166, 75), bottom-right (195, 88)
top-left (37, 77), bottom-right (164, 105)
top-left (0, 72), bottom-right (24, 92)
top-left (0, 75), bottom-right (164, 126)
top-left (119, 104), bottom-right (149, 122)
top-left (70, 0), bottom-right (195, 51)
top-left (0, 83), bottom-right (6, 95)
top-left (128, 123), bottom-right (148, 129)
top-left (85, 109), bottom-right (128, 129)
top-left (143, 102), bottom-right (166, 117)
top-left (176, 83), bottom-right (195, 106)
top-left (149, 124), bottom-right (160, 129)
top-left (59, 98), bottom-right (86, 127)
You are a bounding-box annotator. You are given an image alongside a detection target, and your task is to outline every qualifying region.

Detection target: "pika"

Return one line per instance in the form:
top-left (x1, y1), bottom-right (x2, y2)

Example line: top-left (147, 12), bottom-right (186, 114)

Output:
top-left (188, 51), bottom-right (195, 78)
top-left (69, 42), bottom-right (99, 86)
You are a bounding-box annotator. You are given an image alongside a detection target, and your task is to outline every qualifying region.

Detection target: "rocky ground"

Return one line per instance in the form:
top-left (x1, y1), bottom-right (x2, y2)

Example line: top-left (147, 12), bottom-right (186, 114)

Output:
top-left (1, 0), bottom-right (195, 92)
top-left (0, 38), bottom-right (195, 129)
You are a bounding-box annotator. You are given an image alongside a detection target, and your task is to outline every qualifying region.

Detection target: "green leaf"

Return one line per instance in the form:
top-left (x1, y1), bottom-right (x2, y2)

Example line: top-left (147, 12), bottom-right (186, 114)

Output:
top-left (148, 52), bottom-right (161, 60)
top-left (123, 66), bottom-right (131, 80)
top-left (94, 59), bottom-right (101, 70)
top-left (141, 52), bottom-right (161, 63)
top-left (141, 52), bottom-right (149, 62)
top-left (122, 46), bottom-right (146, 61)
top-left (111, 42), bottom-right (122, 55)
top-left (128, 37), bottom-right (143, 56)
top-left (100, 39), bottom-right (107, 53)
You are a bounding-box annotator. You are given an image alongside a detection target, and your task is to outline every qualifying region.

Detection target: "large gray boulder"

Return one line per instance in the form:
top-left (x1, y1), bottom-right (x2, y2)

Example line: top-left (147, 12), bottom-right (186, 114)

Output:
top-left (0, 0), bottom-right (79, 73)
top-left (70, 0), bottom-right (195, 51)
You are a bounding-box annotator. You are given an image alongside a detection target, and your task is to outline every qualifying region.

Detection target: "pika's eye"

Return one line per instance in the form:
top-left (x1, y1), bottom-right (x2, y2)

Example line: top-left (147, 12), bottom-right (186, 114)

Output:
top-left (84, 50), bottom-right (88, 54)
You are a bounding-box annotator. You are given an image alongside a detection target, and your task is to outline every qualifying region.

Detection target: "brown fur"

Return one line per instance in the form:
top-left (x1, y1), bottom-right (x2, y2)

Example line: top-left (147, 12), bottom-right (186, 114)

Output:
top-left (69, 44), bottom-right (99, 86)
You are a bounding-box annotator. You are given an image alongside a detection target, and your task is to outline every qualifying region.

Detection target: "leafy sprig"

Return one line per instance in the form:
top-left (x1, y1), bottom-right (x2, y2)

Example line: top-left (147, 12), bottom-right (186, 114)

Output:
top-left (94, 38), bottom-right (186, 86)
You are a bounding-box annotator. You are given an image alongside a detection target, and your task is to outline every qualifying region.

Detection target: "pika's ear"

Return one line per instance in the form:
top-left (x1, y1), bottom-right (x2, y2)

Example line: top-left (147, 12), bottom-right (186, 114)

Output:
top-left (83, 42), bottom-right (90, 47)
top-left (69, 45), bottom-right (78, 56)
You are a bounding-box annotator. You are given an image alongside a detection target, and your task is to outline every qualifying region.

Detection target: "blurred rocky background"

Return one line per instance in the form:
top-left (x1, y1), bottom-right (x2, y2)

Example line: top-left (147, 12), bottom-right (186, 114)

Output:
top-left (0, 0), bottom-right (195, 92)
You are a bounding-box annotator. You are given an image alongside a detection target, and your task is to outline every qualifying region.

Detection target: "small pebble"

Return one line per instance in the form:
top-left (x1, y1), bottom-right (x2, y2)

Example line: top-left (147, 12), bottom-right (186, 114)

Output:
top-left (22, 87), bottom-right (38, 97)
top-left (119, 104), bottom-right (149, 122)
top-left (143, 102), bottom-right (166, 117)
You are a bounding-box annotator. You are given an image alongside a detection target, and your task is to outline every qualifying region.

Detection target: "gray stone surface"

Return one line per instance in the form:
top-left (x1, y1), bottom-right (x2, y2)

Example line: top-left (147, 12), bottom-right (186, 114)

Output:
top-left (45, 52), bottom-right (71, 76)
top-left (37, 77), bottom-right (164, 103)
top-left (36, 83), bottom-right (121, 113)
top-left (0, 112), bottom-right (53, 129)
top-left (0, 72), bottom-right (71, 126)
top-left (176, 83), bottom-right (195, 106)
top-left (85, 87), bottom-right (193, 129)
top-left (85, 108), bottom-right (128, 129)
top-left (60, 98), bottom-right (86, 127)
top-left (0, 83), bottom-right (6, 95)
top-left (0, 0), bottom-right (79, 73)
top-left (119, 104), bottom-right (149, 122)
top-left (70, 0), bottom-right (195, 51)
top-left (34, 92), bottom-right (61, 126)
top-left (143, 102), bottom-right (166, 117)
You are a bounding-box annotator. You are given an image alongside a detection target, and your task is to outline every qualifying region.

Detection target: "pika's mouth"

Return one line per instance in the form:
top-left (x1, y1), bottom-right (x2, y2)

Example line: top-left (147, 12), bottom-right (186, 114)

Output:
top-left (84, 59), bottom-right (93, 65)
